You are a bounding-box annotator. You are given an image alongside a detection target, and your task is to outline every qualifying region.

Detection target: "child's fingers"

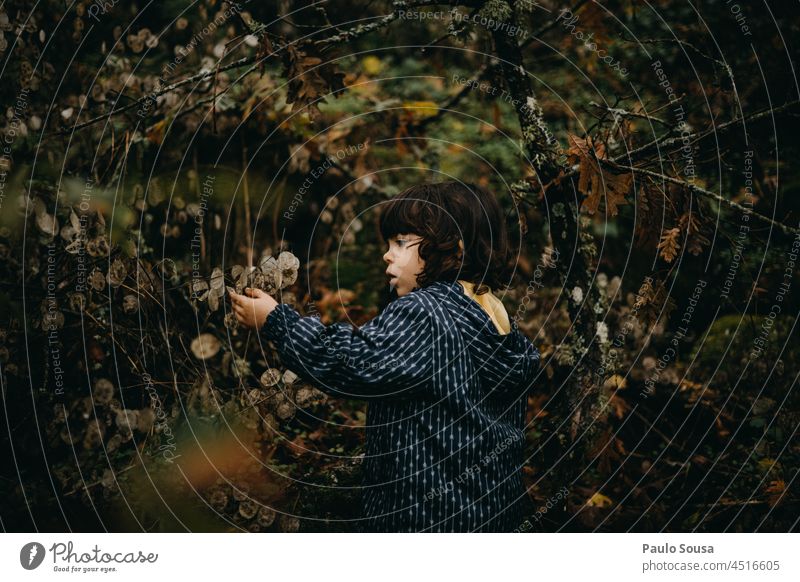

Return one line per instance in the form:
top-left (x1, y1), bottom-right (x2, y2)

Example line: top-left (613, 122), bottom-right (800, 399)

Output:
top-left (245, 287), bottom-right (268, 298)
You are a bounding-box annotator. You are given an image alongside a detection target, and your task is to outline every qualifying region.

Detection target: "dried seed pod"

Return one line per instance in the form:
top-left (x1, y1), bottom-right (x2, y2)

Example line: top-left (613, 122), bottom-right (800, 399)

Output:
top-left (261, 413), bottom-right (278, 432)
top-left (258, 255), bottom-right (278, 274)
top-left (106, 433), bottom-right (123, 452)
top-left (210, 267), bottom-right (225, 293)
top-left (89, 268), bottom-right (106, 291)
top-left (294, 387), bottom-right (314, 408)
top-left (260, 368), bottom-right (281, 388)
top-left (282, 370), bottom-right (298, 386)
top-left (231, 356), bottom-right (251, 379)
top-left (41, 309), bottom-right (64, 331)
top-left (208, 290), bottom-right (220, 312)
top-left (90, 84), bottom-right (105, 102)
top-left (122, 294), bottom-right (138, 314)
top-left (223, 311), bottom-right (238, 329)
top-left (234, 265), bottom-right (251, 294)
top-left (60, 224), bottom-right (77, 244)
top-left (232, 485), bottom-right (250, 502)
top-left (93, 378), bottom-right (114, 404)
top-left (33, 197), bottom-right (59, 237)
top-left (276, 401), bottom-right (295, 420)
top-left (209, 489), bottom-right (228, 511)
top-left (101, 469), bottom-right (116, 490)
top-left (238, 499), bottom-right (259, 520)
top-left (107, 259), bottom-right (127, 287)
top-left (246, 388), bottom-right (262, 406)
top-left (85, 236), bottom-right (110, 257)
top-left (277, 251), bottom-right (299, 287)
top-left (278, 515), bottom-right (300, 532)
top-left (144, 32), bottom-right (158, 49)
top-left (59, 426), bottom-right (76, 445)
top-left (192, 279), bottom-right (209, 301)
top-left (137, 408), bottom-right (155, 432)
top-left (115, 409), bottom-right (139, 438)
top-left (191, 334), bottom-right (221, 360)
top-left (127, 33), bottom-right (144, 53)
top-left (249, 270), bottom-right (268, 292)
top-left (257, 506), bottom-right (276, 527)
top-left (83, 419), bottom-right (105, 450)
top-left (158, 258), bottom-right (178, 281)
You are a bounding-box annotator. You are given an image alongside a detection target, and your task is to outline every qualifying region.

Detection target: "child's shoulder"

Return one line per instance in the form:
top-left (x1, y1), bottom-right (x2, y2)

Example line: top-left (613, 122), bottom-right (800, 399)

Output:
top-left (385, 281), bottom-right (462, 321)
top-left (379, 282), bottom-right (452, 321)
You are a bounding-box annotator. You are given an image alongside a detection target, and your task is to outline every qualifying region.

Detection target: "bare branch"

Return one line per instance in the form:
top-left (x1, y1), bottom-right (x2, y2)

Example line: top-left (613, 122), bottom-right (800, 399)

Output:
top-left (608, 161), bottom-right (800, 238)
top-left (615, 100), bottom-right (800, 165)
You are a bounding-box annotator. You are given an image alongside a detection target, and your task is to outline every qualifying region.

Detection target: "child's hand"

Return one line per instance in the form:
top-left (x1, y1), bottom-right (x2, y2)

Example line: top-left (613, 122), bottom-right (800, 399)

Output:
top-left (229, 287), bottom-right (279, 329)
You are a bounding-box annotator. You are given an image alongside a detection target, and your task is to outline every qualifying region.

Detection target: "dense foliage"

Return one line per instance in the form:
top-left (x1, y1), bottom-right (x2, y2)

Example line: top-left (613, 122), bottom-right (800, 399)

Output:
top-left (1, 0), bottom-right (797, 532)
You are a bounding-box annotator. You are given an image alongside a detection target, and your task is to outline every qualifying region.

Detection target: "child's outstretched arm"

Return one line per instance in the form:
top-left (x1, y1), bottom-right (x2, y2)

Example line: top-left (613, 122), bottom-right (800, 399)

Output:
top-left (259, 294), bottom-right (434, 400)
top-left (230, 286), bottom-right (433, 398)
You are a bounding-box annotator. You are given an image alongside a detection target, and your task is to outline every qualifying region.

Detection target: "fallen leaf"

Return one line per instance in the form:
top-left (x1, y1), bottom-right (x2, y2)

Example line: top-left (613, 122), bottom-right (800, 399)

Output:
top-left (586, 491), bottom-right (613, 508)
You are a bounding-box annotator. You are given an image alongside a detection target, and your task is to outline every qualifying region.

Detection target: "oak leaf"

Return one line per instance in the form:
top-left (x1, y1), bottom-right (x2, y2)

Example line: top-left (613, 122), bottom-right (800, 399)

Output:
top-left (567, 134), bottom-right (631, 216)
top-left (657, 227), bottom-right (681, 262)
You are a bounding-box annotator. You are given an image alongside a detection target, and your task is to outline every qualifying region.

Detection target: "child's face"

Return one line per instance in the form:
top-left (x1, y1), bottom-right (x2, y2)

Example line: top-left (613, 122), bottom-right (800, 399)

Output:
top-left (383, 233), bottom-right (425, 296)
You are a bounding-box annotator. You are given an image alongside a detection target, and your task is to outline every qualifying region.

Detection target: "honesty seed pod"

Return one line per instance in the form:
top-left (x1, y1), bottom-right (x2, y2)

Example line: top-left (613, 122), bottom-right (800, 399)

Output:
top-left (93, 378), bottom-right (114, 404)
top-left (191, 333), bottom-right (221, 360)
top-left (260, 368), bottom-right (282, 388)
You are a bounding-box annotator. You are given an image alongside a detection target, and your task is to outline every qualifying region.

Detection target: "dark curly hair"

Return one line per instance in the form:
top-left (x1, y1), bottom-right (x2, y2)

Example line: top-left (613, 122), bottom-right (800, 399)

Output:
top-left (378, 180), bottom-right (513, 294)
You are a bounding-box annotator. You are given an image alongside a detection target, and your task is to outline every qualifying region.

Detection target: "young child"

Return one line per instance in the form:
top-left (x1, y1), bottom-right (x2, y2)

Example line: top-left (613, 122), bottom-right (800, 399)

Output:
top-left (230, 181), bottom-right (541, 532)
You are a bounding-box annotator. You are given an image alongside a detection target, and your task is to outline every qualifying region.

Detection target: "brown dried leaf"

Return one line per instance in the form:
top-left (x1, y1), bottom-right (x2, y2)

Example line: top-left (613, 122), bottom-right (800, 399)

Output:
top-left (633, 278), bottom-right (677, 328)
top-left (657, 227), bottom-right (681, 262)
top-left (567, 134), bottom-right (631, 216)
top-left (282, 43), bottom-right (345, 121)
top-left (679, 211), bottom-right (710, 256)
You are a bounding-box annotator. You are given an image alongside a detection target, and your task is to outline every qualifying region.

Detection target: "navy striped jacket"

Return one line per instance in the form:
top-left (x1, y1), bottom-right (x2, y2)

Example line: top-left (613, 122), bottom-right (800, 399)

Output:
top-left (261, 280), bottom-right (541, 532)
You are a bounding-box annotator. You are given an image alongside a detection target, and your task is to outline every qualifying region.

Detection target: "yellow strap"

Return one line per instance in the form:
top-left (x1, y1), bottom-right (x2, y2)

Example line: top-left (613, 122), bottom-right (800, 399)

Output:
top-left (457, 280), bottom-right (511, 335)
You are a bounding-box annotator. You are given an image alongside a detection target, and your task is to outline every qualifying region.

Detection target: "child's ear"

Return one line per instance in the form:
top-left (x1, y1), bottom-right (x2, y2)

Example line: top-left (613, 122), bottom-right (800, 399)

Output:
top-left (458, 239), bottom-right (465, 257)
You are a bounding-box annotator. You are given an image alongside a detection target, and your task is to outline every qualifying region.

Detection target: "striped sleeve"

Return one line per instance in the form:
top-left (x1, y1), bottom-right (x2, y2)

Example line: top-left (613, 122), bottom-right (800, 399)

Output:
top-left (260, 297), bottom-right (433, 399)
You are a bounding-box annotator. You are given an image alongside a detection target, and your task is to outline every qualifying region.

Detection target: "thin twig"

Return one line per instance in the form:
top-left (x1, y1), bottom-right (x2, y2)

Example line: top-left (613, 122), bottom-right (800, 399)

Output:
top-left (607, 161), bottom-right (800, 237)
